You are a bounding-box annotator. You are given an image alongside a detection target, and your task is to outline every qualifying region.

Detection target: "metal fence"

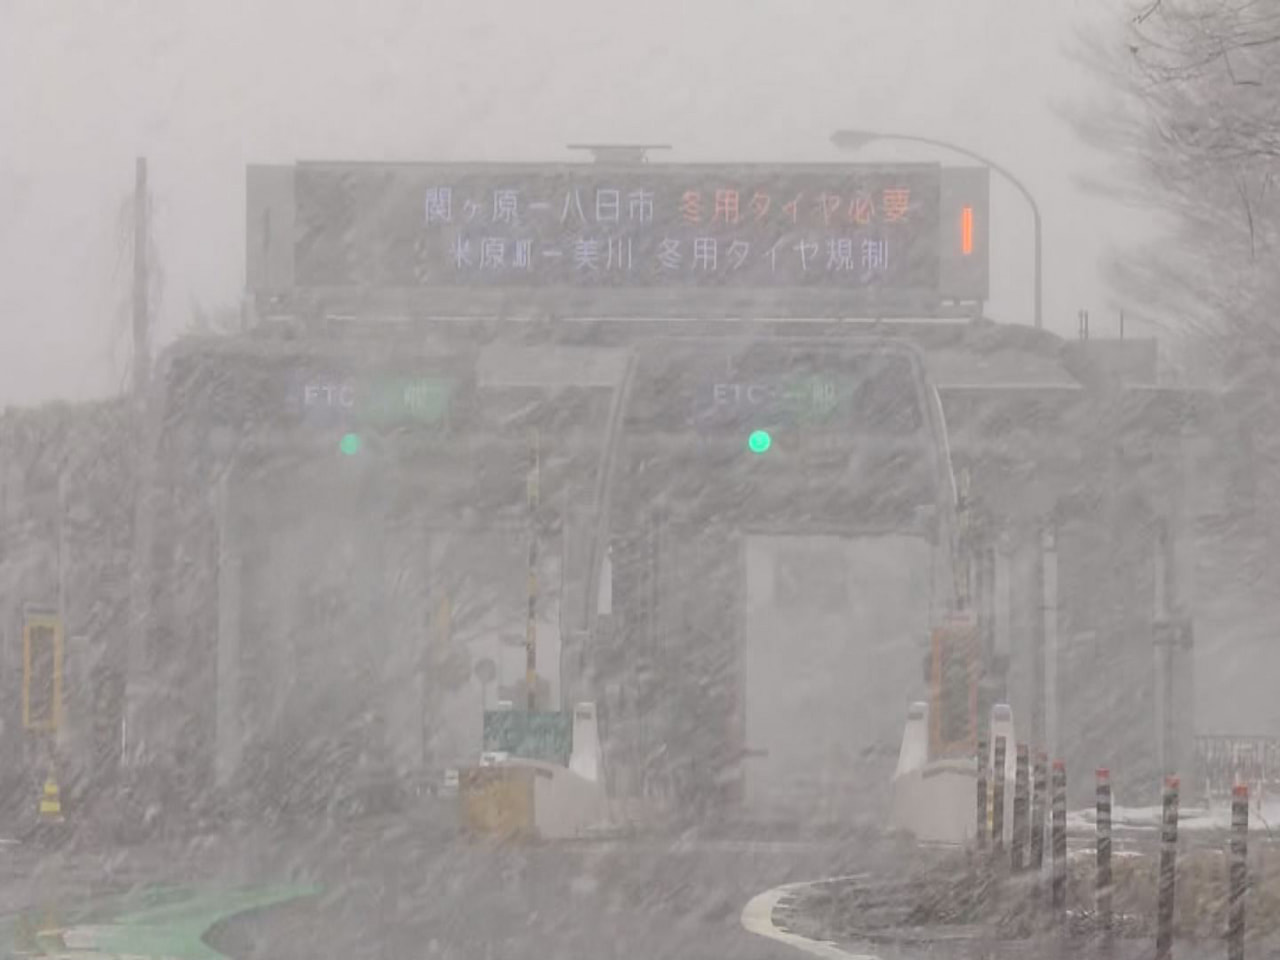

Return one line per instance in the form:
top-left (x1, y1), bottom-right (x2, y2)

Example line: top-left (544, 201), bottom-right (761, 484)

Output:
top-left (1194, 734), bottom-right (1280, 803)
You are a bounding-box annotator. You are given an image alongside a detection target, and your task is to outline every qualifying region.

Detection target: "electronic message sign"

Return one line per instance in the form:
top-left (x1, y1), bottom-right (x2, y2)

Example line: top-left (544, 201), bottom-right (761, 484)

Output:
top-left (278, 162), bottom-right (944, 317)
top-left (295, 162), bottom-right (940, 291)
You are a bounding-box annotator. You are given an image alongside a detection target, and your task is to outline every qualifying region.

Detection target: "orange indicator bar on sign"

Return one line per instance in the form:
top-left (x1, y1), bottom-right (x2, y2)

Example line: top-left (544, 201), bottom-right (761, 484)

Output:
top-left (961, 205), bottom-right (974, 255)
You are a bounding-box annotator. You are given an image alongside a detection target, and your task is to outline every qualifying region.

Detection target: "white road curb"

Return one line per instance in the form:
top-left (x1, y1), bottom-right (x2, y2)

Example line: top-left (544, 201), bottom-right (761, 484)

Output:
top-left (740, 877), bottom-right (880, 960)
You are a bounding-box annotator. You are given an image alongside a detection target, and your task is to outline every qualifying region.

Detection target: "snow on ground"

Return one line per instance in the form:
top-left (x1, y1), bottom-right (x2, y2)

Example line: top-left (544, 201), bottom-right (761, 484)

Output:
top-left (1066, 798), bottom-right (1280, 834)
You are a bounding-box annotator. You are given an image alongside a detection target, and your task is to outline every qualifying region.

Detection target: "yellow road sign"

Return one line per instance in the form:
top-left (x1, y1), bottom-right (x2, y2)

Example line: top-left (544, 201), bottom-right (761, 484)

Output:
top-left (38, 777), bottom-right (62, 821)
top-left (23, 613), bottom-right (62, 732)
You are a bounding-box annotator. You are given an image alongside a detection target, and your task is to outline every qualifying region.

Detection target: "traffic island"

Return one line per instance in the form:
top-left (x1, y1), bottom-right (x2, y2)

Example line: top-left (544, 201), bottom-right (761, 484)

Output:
top-left (778, 845), bottom-right (1280, 958)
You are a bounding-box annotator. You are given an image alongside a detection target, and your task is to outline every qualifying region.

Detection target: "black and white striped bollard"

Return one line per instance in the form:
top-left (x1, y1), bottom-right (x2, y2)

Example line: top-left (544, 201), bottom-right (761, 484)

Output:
top-left (1031, 750), bottom-right (1047, 872)
top-left (1012, 743), bottom-right (1030, 872)
top-left (1229, 783), bottom-right (1248, 960)
top-left (1096, 767), bottom-right (1112, 934)
top-left (1156, 775), bottom-right (1180, 960)
top-left (993, 736), bottom-right (1007, 857)
top-left (1052, 760), bottom-right (1067, 910)
top-left (976, 737), bottom-right (989, 850)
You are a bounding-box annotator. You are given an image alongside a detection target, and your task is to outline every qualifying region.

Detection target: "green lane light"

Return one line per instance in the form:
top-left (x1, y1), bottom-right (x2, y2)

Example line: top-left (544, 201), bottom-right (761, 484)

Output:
top-left (748, 429), bottom-right (772, 454)
top-left (339, 433), bottom-right (362, 456)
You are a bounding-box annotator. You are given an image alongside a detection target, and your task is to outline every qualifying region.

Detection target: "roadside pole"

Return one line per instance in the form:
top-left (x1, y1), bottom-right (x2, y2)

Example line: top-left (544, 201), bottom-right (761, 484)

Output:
top-left (992, 736), bottom-right (1007, 858)
top-left (1155, 775), bottom-right (1180, 960)
top-left (1096, 768), bottom-right (1112, 935)
top-left (132, 157), bottom-right (150, 398)
top-left (1031, 751), bottom-right (1047, 872)
top-left (1012, 743), bottom-right (1029, 872)
top-left (56, 472), bottom-right (68, 813)
top-left (976, 737), bottom-right (988, 850)
top-left (124, 156), bottom-right (151, 769)
top-left (1229, 783), bottom-right (1248, 960)
top-left (1051, 760), bottom-right (1067, 910)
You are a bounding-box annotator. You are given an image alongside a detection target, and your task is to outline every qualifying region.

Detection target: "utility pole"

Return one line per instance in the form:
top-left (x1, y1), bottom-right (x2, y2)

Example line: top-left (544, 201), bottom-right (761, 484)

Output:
top-left (1041, 524), bottom-right (1059, 760)
top-left (526, 428), bottom-right (540, 712)
top-left (124, 157), bottom-right (150, 767)
top-left (57, 473), bottom-right (67, 641)
top-left (132, 158), bottom-right (150, 400)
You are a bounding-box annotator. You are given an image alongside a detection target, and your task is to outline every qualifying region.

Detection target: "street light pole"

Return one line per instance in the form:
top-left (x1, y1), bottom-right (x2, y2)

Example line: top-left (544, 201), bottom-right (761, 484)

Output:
top-left (831, 130), bottom-right (1042, 331)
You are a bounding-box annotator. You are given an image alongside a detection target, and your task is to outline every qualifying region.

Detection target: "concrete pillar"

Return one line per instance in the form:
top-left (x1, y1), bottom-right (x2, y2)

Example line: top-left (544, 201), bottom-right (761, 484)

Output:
top-left (385, 519), bottom-right (427, 777)
top-left (214, 470), bottom-right (241, 788)
top-left (1005, 533), bottom-right (1036, 745)
top-left (1153, 522), bottom-right (1173, 778)
top-left (1153, 517), bottom-right (1195, 780)
top-left (1030, 532), bottom-right (1046, 754)
top-left (1043, 526), bottom-right (1060, 761)
top-left (993, 541), bottom-right (1011, 667)
top-left (55, 473), bottom-right (68, 754)
top-left (570, 701), bottom-right (601, 783)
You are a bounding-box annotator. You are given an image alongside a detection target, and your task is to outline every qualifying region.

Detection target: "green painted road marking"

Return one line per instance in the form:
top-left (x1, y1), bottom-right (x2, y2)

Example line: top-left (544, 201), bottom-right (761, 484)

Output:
top-left (3, 883), bottom-right (320, 960)
top-left (90, 884), bottom-right (321, 960)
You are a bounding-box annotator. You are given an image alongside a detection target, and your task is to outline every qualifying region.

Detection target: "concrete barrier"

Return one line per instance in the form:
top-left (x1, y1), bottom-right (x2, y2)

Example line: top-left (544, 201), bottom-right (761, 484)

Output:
top-left (532, 761), bottom-right (609, 839)
top-left (890, 702), bottom-right (977, 844)
top-left (890, 702), bottom-right (929, 834)
top-left (915, 759), bottom-right (977, 844)
top-left (895, 702), bottom-right (930, 779)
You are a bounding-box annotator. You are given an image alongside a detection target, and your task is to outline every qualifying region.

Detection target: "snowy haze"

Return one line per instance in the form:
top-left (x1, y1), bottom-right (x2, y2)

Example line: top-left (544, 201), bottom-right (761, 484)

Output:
top-left (0, 3), bottom-right (1276, 950)
top-left (1, 0), bottom-right (1142, 405)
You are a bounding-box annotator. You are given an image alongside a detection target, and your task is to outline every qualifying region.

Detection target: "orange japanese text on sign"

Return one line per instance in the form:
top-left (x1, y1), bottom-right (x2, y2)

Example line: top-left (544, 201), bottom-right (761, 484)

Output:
top-left (850, 194), bottom-right (874, 225)
top-left (712, 189), bottom-right (740, 224)
top-left (749, 191), bottom-right (771, 222)
top-left (680, 191), bottom-right (702, 223)
top-left (782, 194), bottom-right (802, 224)
top-left (882, 188), bottom-right (911, 222)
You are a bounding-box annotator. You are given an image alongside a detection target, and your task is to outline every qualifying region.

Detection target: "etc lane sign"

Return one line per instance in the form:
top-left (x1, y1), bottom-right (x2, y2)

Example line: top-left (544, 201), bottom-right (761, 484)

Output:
top-left (289, 162), bottom-right (944, 317)
top-left (288, 373), bottom-right (454, 427)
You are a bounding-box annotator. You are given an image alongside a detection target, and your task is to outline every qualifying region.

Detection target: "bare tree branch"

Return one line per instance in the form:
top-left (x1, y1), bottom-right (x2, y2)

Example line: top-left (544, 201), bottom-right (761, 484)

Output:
top-left (1067, 0), bottom-right (1280, 399)
top-left (1136, 0), bottom-right (1164, 24)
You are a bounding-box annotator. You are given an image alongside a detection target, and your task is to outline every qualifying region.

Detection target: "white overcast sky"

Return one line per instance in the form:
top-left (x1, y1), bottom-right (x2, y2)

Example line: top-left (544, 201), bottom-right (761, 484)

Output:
top-left (1, 0), bottom-right (1143, 405)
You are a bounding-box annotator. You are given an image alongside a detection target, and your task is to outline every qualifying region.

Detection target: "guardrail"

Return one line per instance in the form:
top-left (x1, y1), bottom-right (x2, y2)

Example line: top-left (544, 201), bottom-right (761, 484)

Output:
top-left (1194, 734), bottom-right (1280, 803)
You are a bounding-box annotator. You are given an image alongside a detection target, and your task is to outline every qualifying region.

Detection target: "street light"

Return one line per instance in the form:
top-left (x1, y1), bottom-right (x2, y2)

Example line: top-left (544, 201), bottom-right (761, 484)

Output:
top-left (831, 129), bottom-right (1043, 331)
